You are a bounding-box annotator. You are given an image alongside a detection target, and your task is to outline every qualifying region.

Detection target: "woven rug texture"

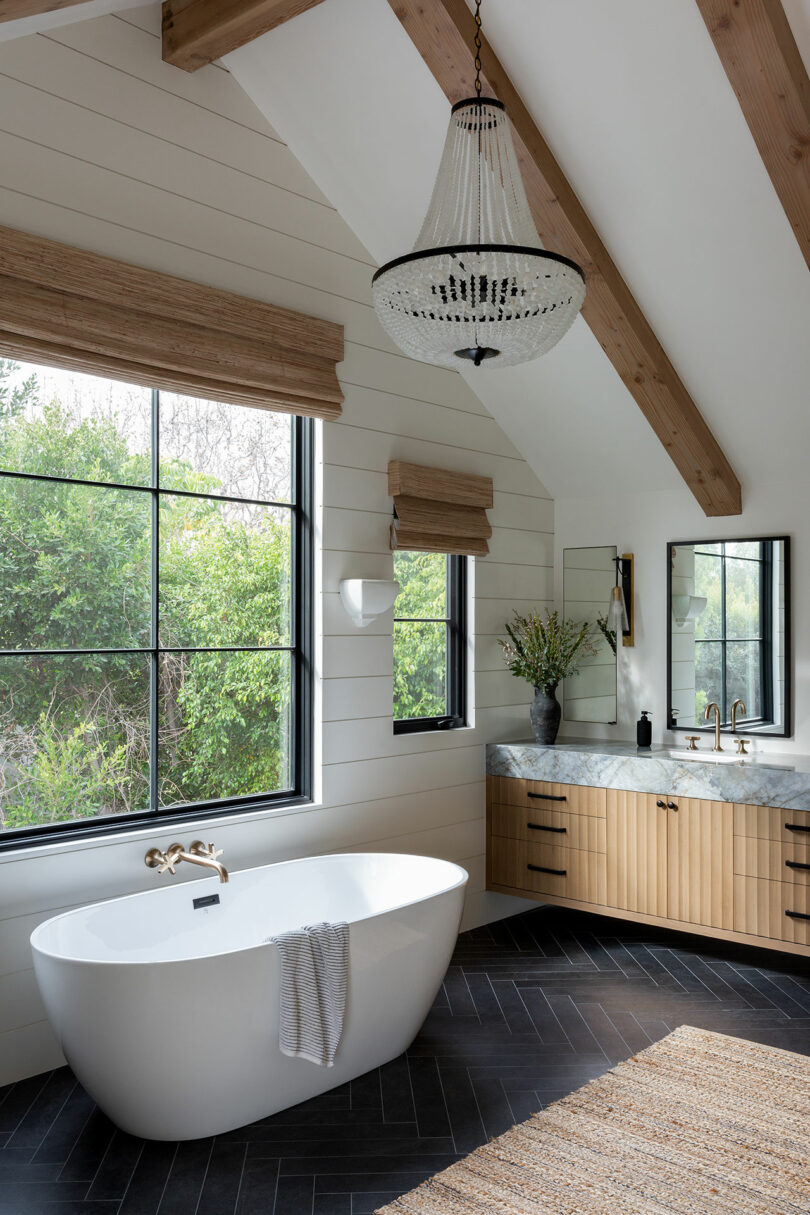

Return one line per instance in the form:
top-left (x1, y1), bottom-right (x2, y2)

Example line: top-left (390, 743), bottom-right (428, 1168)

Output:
top-left (375, 1024), bottom-right (810, 1214)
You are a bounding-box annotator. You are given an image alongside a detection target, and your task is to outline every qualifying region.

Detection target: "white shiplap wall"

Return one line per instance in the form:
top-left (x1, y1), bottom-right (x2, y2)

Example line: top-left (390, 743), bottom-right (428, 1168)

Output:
top-left (0, 5), bottom-right (549, 1084)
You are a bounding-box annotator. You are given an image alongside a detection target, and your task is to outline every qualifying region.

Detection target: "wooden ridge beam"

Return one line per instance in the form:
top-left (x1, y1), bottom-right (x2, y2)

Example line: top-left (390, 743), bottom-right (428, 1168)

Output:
top-left (696, 0), bottom-right (810, 270)
top-left (0, 0), bottom-right (88, 23)
top-left (388, 0), bottom-right (742, 517)
top-left (162, 0), bottom-right (328, 72)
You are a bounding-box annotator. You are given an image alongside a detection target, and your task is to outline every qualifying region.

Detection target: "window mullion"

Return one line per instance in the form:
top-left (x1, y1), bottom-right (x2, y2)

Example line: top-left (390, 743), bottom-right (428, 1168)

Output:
top-left (150, 389), bottom-right (160, 815)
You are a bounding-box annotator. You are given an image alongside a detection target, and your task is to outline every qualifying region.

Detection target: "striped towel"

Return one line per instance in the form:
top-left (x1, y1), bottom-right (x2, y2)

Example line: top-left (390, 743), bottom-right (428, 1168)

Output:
top-left (268, 921), bottom-right (349, 1067)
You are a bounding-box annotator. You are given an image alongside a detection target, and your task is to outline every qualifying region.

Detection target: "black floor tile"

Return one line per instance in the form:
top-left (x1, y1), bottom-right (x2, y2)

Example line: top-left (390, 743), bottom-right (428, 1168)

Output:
top-left (1, 906), bottom-right (809, 1215)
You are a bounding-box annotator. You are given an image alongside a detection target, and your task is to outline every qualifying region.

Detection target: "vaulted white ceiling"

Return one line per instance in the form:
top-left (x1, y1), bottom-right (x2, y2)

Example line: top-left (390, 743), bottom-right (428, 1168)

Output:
top-left (224, 0), bottom-right (810, 508)
top-left (4, 0), bottom-right (809, 508)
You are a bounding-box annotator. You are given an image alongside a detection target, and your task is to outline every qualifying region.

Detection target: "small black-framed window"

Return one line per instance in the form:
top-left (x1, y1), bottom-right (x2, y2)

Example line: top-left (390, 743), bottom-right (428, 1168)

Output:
top-left (392, 551), bottom-right (467, 734)
top-left (0, 357), bottom-right (313, 849)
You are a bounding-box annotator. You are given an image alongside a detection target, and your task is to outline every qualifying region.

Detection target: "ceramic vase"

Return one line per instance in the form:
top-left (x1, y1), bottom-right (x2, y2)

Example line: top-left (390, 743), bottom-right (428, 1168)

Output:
top-left (530, 684), bottom-right (561, 745)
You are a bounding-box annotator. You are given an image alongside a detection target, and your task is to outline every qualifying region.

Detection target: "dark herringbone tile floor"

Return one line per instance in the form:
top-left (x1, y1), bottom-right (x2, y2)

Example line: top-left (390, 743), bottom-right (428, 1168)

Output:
top-left (2, 906), bottom-right (809, 1214)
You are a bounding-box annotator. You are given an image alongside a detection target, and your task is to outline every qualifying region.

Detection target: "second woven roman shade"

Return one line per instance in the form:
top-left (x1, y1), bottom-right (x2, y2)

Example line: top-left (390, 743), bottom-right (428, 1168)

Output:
top-left (388, 460), bottom-right (493, 557)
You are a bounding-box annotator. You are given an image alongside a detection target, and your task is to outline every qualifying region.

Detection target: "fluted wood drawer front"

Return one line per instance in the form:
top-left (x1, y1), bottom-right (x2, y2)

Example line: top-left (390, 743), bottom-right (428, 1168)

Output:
top-left (490, 803), bottom-right (606, 851)
top-left (734, 804), bottom-right (810, 845)
top-left (735, 836), bottom-right (810, 884)
top-left (490, 836), bottom-right (607, 904)
top-left (487, 777), bottom-right (606, 818)
top-left (734, 876), bottom-right (810, 945)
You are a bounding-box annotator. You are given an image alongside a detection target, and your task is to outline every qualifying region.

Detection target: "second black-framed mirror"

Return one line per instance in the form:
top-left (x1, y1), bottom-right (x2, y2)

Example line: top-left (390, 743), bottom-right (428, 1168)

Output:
top-left (667, 536), bottom-right (791, 737)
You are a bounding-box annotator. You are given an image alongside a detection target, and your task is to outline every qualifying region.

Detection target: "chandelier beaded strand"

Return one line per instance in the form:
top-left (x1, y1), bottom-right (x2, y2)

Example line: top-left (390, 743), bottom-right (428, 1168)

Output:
top-left (372, 0), bottom-right (585, 369)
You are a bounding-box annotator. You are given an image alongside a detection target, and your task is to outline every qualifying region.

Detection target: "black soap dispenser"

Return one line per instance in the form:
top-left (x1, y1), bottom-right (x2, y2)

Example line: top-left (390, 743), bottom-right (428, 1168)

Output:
top-left (637, 710), bottom-right (652, 749)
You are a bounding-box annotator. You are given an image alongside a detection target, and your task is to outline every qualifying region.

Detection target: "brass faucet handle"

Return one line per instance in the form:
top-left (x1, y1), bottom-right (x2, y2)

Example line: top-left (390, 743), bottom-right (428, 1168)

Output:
top-left (684, 736), bottom-right (701, 751)
top-left (735, 738), bottom-right (751, 755)
top-left (190, 839), bottom-right (223, 862)
top-left (145, 846), bottom-right (179, 875)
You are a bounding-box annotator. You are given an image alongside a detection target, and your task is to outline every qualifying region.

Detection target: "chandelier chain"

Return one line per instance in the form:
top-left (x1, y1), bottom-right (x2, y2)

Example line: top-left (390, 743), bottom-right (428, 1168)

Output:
top-left (473, 0), bottom-right (482, 96)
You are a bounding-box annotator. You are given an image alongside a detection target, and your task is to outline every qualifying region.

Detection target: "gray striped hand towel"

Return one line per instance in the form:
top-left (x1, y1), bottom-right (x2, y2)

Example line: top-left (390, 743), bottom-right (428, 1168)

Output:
top-left (269, 921), bottom-right (349, 1067)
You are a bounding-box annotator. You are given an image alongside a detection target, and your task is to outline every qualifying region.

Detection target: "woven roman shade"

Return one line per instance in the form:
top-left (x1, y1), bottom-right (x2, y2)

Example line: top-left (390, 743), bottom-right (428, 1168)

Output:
top-left (0, 226), bottom-right (343, 419)
top-left (388, 460), bottom-right (493, 557)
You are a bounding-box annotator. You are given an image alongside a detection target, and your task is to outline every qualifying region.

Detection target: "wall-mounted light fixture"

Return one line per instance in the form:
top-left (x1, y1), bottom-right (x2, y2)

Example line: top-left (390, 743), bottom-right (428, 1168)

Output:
top-left (607, 554), bottom-right (634, 647)
top-left (339, 579), bottom-right (400, 629)
top-left (671, 594), bottom-right (707, 628)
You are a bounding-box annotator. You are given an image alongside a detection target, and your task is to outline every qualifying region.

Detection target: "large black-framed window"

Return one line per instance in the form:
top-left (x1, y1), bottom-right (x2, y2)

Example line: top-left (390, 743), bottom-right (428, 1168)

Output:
top-left (393, 551), bottom-right (467, 734)
top-left (693, 540), bottom-right (772, 727)
top-left (0, 358), bottom-right (312, 848)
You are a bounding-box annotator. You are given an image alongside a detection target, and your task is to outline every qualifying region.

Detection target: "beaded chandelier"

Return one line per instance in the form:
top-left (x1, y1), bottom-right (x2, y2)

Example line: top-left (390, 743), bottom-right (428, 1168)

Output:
top-left (372, 3), bottom-right (585, 369)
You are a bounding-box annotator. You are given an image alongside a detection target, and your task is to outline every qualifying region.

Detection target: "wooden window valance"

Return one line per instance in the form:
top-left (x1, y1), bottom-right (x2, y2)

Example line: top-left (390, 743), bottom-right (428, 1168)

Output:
top-left (388, 460), bottom-right (493, 557)
top-left (0, 226), bottom-right (343, 419)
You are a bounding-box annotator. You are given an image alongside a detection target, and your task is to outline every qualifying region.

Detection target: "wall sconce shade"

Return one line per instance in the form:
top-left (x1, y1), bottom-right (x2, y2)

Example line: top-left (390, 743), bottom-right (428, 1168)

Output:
top-left (672, 594), bottom-right (707, 628)
top-left (339, 579), bottom-right (400, 628)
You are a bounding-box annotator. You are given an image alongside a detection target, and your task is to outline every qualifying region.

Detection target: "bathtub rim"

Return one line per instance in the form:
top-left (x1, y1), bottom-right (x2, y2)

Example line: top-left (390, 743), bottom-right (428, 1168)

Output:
top-left (30, 851), bottom-right (469, 968)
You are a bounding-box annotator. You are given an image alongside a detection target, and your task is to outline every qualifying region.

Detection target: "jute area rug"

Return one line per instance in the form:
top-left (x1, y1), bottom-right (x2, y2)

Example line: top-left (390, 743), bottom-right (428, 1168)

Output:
top-left (376, 1025), bottom-right (810, 1214)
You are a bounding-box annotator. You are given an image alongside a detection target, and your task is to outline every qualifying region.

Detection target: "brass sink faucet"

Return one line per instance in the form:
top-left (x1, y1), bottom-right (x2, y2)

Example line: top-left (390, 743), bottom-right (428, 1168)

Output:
top-left (704, 702), bottom-right (722, 752)
top-left (145, 840), bottom-right (229, 883)
top-left (731, 698), bottom-right (747, 733)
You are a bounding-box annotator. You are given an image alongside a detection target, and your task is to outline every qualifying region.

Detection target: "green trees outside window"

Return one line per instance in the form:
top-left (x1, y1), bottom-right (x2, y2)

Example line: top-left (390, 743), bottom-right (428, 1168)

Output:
top-left (393, 551), bottom-right (466, 731)
top-left (0, 359), bottom-right (309, 839)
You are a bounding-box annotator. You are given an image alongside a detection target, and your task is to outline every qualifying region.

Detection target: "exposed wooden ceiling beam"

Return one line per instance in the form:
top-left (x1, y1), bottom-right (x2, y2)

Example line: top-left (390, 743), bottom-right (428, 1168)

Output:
top-left (0, 0), bottom-right (89, 22)
top-left (162, 0), bottom-right (327, 71)
top-left (696, 0), bottom-right (810, 269)
top-left (388, 0), bottom-right (742, 517)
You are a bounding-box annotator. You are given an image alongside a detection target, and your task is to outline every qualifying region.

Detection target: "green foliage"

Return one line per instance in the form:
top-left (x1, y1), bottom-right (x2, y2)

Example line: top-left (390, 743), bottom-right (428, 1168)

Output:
top-left (0, 362), bottom-right (292, 831)
top-left (393, 551), bottom-right (447, 720)
top-left (499, 609), bottom-right (595, 692)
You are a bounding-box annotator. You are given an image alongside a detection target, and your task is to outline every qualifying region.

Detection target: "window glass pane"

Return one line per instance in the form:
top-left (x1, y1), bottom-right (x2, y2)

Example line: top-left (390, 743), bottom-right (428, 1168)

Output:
top-left (694, 641), bottom-right (722, 721)
top-left (158, 649), bottom-right (291, 805)
top-left (393, 551), bottom-right (447, 618)
top-left (725, 541), bottom-right (760, 560)
top-left (0, 359), bottom-right (151, 486)
top-left (693, 552), bottom-right (722, 640)
top-left (393, 621), bottom-right (446, 719)
top-left (159, 393), bottom-right (292, 503)
top-left (0, 653), bottom-right (150, 832)
top-left (158, 498), bottom-right (291, 648)
top-left (694, 543), bottom-right (721, 556)
top-left (725, 557), bottom-right (761, 639)
top-left (0, 478), bottom-right (151, 651)
top-left (726, 642), bottom-right (762, 720)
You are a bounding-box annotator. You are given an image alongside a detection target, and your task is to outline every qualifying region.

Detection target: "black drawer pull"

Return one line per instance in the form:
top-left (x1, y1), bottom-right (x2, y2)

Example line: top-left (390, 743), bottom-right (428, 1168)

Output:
top-left (527, 822), bottom-right (567, 834)
top-left (786, 909), bottom-right (810, 921)
top-left (785, 823), bottom-right (810, 833)
top-left (656, 800), bottom-right (666, 808)
top-left (667, 801), bottom-right (678, 811)
top-left (786, 860), bottom-right (810, 872)
top-left (527, 863), bottom-right (567, 876)
top-left (527, 792), bottom-right (567, 802)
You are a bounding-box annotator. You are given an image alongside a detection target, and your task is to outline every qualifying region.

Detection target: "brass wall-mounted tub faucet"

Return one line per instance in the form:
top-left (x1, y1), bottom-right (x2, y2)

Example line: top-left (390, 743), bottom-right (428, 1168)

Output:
top-left (145, 840), bottom-right (229, 883)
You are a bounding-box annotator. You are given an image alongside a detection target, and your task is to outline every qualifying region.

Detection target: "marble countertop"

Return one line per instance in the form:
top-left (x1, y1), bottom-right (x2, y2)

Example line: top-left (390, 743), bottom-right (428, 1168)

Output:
top-left (486, 738), bottom-right (810, 812)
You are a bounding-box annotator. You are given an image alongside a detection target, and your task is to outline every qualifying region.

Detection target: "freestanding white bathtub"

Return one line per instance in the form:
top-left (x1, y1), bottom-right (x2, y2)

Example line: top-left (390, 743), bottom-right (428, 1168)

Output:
top-left (31, 852), bottom-right (467, 1141)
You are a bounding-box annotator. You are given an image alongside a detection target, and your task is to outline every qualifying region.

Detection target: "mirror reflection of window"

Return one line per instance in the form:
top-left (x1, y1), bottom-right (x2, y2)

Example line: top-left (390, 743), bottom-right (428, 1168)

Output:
top-left (668, 537), bottom-right (789, 737)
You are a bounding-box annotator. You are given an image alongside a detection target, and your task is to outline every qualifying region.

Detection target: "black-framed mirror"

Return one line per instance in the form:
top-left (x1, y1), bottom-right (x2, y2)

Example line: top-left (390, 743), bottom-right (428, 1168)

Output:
top-left (667, 537), bottom-right (791, 737)
top-left (563, 545), bottom-right (618, 724)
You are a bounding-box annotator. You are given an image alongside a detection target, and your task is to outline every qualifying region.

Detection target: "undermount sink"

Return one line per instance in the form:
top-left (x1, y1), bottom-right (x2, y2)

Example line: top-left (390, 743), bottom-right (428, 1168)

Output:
top-left (666, 749), bottom-right (743, 765)
top-left (665, 749), bottom-right (795, 771)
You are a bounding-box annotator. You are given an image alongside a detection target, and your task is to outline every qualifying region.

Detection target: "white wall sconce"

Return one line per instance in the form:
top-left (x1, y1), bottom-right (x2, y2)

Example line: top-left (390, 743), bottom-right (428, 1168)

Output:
top-left (339, 579), bottom-right (400, 628)
top-left (672, 594), bottom-right (707, 628)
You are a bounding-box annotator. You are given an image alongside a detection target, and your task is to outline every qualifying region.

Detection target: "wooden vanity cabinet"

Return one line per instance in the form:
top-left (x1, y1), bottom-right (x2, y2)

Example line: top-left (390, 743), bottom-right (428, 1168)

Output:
top-left (487, 776), bottom-right (809, 958)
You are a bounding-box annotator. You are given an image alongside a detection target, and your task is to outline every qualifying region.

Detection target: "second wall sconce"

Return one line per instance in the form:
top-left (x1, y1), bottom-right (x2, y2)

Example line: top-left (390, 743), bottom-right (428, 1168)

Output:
top-left (607, 553), bottom-right (634, 647)
top-left (339, 579), bottom-right (400, 629)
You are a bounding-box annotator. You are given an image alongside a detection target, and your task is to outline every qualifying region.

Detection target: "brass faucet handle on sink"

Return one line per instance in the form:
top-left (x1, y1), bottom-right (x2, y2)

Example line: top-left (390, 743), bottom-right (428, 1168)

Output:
top-left (684, 736), bottom-right (701, 751)
top-left (145, 844), bottom-right (182, 875)
top-left (734, 738), bottom-right (751, 755)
